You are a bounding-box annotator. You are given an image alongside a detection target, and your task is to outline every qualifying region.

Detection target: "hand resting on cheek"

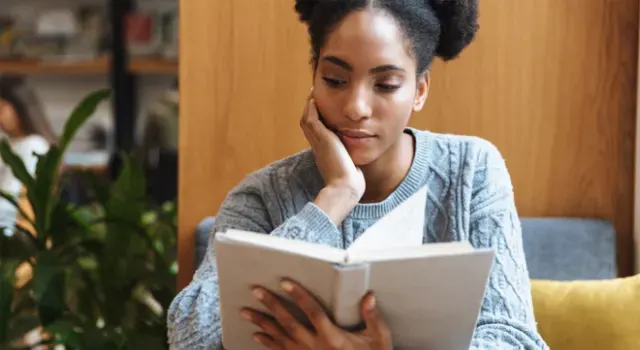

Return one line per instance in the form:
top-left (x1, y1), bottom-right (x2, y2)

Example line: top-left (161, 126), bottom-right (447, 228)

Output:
top-left (300, 90), bottom-right (366, 225)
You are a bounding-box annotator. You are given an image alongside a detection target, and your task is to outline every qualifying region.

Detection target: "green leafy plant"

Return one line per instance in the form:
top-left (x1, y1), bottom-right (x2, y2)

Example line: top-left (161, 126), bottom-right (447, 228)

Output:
top-left (0, 90), bottom-right (177, 349)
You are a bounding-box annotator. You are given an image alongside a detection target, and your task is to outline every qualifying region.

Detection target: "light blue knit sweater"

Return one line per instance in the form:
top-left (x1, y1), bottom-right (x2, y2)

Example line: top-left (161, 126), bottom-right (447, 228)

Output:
top-left (167, 128), bottom-right (549, 349)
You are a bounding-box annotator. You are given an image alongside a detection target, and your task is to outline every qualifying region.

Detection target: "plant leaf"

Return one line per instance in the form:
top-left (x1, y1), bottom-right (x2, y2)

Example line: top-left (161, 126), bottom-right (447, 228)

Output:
top-left (59, 89), bottom-right (111, 153)
top-left (0, 140), bottom-right (35, 190)
top-left (47, 201), bottom-right (82, 249)
top-left (0, 228), bottom-right (37, 263)
top-left (30, 89), bottom-right (110, 239)
top-left (33, 252), bottom-right (66, 326)
top-left (124, 333), bottom-right (166, 350)
top-left (31, 147), bottom-right (62, 237)
top-left (0, 189), bottom-right (35, 229)
top-left (0, 276), bottom-right (12, 345)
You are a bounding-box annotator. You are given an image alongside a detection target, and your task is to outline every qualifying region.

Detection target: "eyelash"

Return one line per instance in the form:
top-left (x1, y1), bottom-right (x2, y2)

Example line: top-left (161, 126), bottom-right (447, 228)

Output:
top-left (322, 77), bottom-right (401, 93)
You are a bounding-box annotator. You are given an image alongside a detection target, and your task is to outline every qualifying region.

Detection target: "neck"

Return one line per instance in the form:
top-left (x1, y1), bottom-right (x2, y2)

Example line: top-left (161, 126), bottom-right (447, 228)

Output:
top-left (359, 131), bottom-right (415, 203)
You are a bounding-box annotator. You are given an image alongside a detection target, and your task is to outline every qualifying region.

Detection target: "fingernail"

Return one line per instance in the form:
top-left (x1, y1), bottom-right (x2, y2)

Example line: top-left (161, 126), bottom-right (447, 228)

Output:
top-left (252, 288), bottom-right (264, 300)
top-left (240, 310), bottom-right (252, 321)
top-left (253, 334), bottom-right (263, 344)
top-left (366, 295), bottom-right (376, 311)
top-left (281, 280), bottom-right (294, 293)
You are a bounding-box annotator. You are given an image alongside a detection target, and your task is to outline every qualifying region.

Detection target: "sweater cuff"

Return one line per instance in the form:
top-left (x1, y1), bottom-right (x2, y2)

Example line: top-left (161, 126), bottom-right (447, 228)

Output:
top-left (295, 202), bottom-right (339, 236)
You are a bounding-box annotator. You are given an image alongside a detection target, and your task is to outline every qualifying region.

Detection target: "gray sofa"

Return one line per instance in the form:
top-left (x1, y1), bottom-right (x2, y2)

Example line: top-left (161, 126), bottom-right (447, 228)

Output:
top-left (193, 216), bottom-right (617, 281)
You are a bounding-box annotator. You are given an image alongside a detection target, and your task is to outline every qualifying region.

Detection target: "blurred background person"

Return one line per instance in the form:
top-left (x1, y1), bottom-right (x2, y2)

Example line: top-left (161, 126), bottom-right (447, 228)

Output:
top-left (0, 74), bottom-right (57, 236)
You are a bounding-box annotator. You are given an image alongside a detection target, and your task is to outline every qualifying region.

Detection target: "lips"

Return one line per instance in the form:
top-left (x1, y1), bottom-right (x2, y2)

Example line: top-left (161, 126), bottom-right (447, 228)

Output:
top-left (337, 129), bottom-right (375, 138)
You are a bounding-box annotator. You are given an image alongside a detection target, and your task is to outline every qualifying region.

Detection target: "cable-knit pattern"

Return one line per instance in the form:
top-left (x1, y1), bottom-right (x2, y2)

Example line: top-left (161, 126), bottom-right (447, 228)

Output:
top-left (167, 128), bottom-right (549, 349)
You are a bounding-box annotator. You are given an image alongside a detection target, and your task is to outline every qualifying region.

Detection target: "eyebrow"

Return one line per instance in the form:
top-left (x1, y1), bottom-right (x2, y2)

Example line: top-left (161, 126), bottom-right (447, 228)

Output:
top-left (321, 55), bottom-right (406, 74)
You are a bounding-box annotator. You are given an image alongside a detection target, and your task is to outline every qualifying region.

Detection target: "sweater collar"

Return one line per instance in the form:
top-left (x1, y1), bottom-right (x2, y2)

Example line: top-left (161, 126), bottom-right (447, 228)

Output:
top-left (348, 127), bottom-right (430, 220)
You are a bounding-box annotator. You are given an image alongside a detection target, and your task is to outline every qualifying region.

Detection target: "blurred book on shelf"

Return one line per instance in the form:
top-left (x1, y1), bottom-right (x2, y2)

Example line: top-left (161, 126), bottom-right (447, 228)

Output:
top-left (126, 8), bottom-right (178, 61)
top-left (0, 6), bottom-right (110, 62)
top-left (0, 15), bottom-right (17, 59)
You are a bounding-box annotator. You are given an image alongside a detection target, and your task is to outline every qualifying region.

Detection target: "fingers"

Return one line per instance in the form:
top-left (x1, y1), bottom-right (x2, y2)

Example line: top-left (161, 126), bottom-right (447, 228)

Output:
top-left (241, 308), bottom-right (290, 348)
top-left (360, 292), bottom-right (392, 345)
top-left (300, 98), bottom-right (322, 135)
top-left (252, 333), bottom-right (283, 350)
top-left (280, 279), bottom-right (344, 347)
top-left (306, 97), bottom-right (320, 122)
top-left (248, 286), bottom-right (316, 347)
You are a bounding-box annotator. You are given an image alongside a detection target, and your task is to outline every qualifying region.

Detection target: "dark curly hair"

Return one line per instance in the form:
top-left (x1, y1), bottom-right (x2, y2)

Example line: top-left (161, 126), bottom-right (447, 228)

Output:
top-left (294, 0), bottom-right (479, 76)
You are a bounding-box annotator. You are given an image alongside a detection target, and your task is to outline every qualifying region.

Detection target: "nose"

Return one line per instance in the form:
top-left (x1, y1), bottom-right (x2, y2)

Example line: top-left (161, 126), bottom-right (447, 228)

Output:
top-left (343, 86), bottom-right (372, 121)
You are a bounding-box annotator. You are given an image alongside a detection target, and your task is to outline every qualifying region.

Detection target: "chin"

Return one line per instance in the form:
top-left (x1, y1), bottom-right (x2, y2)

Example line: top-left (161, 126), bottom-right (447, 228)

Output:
top-left (348, 150), bottom-right (379, 167)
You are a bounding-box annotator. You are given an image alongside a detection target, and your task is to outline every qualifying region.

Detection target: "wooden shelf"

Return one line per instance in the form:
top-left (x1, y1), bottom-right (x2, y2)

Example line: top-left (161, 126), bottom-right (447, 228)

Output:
top-left (0, 57), bottom-right (178, 75)
top-left (0, 57), bottom-right (110, 75)
top-left (129, 58), bottom-right (178, 74)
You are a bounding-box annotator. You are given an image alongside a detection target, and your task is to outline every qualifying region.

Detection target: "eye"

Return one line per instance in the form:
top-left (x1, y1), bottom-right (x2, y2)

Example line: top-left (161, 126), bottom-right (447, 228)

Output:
top-left (376, 83), bottom-right (401, 93)
top-left (322, 77), bottom-right (346, 88)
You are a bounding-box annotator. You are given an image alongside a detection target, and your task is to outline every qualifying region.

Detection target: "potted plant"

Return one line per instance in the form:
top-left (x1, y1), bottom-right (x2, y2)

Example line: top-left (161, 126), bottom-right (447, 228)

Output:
top-left (0, 89), bottom-right (177, 349)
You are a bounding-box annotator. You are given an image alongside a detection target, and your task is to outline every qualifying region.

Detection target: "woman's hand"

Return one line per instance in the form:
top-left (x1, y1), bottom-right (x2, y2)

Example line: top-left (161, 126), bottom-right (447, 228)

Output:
top-left (300, 92), bottom-right (365, 224)
top-left (241, 279), bottom-right (393, 350)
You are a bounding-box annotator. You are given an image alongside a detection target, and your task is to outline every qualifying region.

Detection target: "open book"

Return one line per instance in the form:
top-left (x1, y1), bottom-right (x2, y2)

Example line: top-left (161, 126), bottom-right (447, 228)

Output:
top-left (214, 187), bottom-right (495, 350)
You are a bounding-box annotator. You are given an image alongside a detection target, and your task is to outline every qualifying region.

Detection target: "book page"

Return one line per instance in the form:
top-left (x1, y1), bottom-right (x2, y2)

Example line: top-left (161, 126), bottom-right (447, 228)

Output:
top-left (366, 249), bottom-right (495, 349)
top-left (350, 241), bottom-right (474, 263)
top-left (214, 236), bottom-right (345, 350)
top-left (346, 186), bottom-right (427, 258)
top-left (220, 229), bottom-right (347, 263)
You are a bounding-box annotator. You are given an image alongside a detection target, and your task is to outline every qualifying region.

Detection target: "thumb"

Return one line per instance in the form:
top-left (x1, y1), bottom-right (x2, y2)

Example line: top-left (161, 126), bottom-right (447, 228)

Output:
top-left (361, 292), bottom-right (391, 341)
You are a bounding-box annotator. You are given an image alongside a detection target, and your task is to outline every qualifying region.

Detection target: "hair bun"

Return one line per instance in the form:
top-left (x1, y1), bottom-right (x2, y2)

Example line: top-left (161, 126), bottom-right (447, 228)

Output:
top-left (294, 0), bottom-right (320, 23)
top-left (428, 0), bottom-right (479, 60)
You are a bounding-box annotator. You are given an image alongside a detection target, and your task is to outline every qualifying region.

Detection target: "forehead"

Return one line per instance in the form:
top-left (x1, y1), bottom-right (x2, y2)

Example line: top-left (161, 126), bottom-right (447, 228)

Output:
top-left (320, 9), bottom-right (414, 71)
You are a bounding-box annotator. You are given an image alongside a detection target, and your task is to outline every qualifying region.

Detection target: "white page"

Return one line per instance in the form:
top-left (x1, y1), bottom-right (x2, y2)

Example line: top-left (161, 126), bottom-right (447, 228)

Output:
top-left (367, 249), bottom-right (495, 350)
top-left (350, 241), bottom-right (474, 263)
top-left (214, 237), bottom-right (344, 350)
top-left (220, 229), bottom-right (347, 263)
top-left (347, 186), bottom-right (427, 258)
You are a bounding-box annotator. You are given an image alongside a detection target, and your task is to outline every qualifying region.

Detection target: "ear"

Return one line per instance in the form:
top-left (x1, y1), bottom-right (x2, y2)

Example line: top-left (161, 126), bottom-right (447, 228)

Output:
top-left (413, 71), bottom-right (430, 112)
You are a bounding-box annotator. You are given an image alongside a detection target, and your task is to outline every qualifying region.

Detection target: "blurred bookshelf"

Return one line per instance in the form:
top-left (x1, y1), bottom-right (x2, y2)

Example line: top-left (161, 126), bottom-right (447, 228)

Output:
top-left (0, 0), bottom-right (178, 182)
top-left (0, 58), bottom-right (109, 75)
top-left (0, 57), bottom-right (177, 75)
top-left (129, 57), bottom-right (177, 74)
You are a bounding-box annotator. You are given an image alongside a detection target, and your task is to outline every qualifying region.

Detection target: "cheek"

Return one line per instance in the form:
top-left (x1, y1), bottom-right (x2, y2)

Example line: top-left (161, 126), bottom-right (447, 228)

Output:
top-left (310, 89), bottom-right (339, 126)
top-left (0, 112), bottom-right (14, 130)
top-left (376, 90), bottom-right (415, 130)
top-left (0, 112), bottom-right (9, 130)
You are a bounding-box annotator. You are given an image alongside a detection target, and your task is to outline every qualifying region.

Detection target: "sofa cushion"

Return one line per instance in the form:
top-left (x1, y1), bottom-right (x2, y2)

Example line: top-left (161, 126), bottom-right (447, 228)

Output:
top-left (531, 275), bottom-right (640, 350)
top-left (520, 217), bottom-right (617, 280)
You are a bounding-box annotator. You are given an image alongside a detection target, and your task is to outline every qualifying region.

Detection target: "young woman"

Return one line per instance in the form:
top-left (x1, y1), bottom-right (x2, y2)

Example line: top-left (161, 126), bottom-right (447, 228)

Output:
top-left (168, 1), bottom-right (549, 349)
top-left (0, 75), bottom-right (57, 236)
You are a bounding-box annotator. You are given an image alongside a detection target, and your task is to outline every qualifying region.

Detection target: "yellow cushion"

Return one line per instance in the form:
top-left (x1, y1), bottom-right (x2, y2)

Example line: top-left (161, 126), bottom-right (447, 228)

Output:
top-left (531, 275), bottom-right (640, 350)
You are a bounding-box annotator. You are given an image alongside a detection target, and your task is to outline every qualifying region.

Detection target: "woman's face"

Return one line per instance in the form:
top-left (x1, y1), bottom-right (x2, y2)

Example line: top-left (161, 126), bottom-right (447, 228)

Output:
top-left (0, 98), bottom-right (22, 137)
top-left (313, 9), bottom-right (429, 166)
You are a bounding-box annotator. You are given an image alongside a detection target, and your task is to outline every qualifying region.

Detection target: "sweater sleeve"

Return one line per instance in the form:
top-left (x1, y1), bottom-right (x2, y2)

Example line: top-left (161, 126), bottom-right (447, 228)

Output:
top-left (467, 142), bottom-right (549, 350)
top-left (166, 172), bottom-right (340, 349)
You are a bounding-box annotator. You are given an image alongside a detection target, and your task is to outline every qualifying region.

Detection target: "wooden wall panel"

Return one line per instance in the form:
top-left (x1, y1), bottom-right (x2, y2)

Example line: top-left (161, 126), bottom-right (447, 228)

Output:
top-left (179, 0), bottom-right (638, 289)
